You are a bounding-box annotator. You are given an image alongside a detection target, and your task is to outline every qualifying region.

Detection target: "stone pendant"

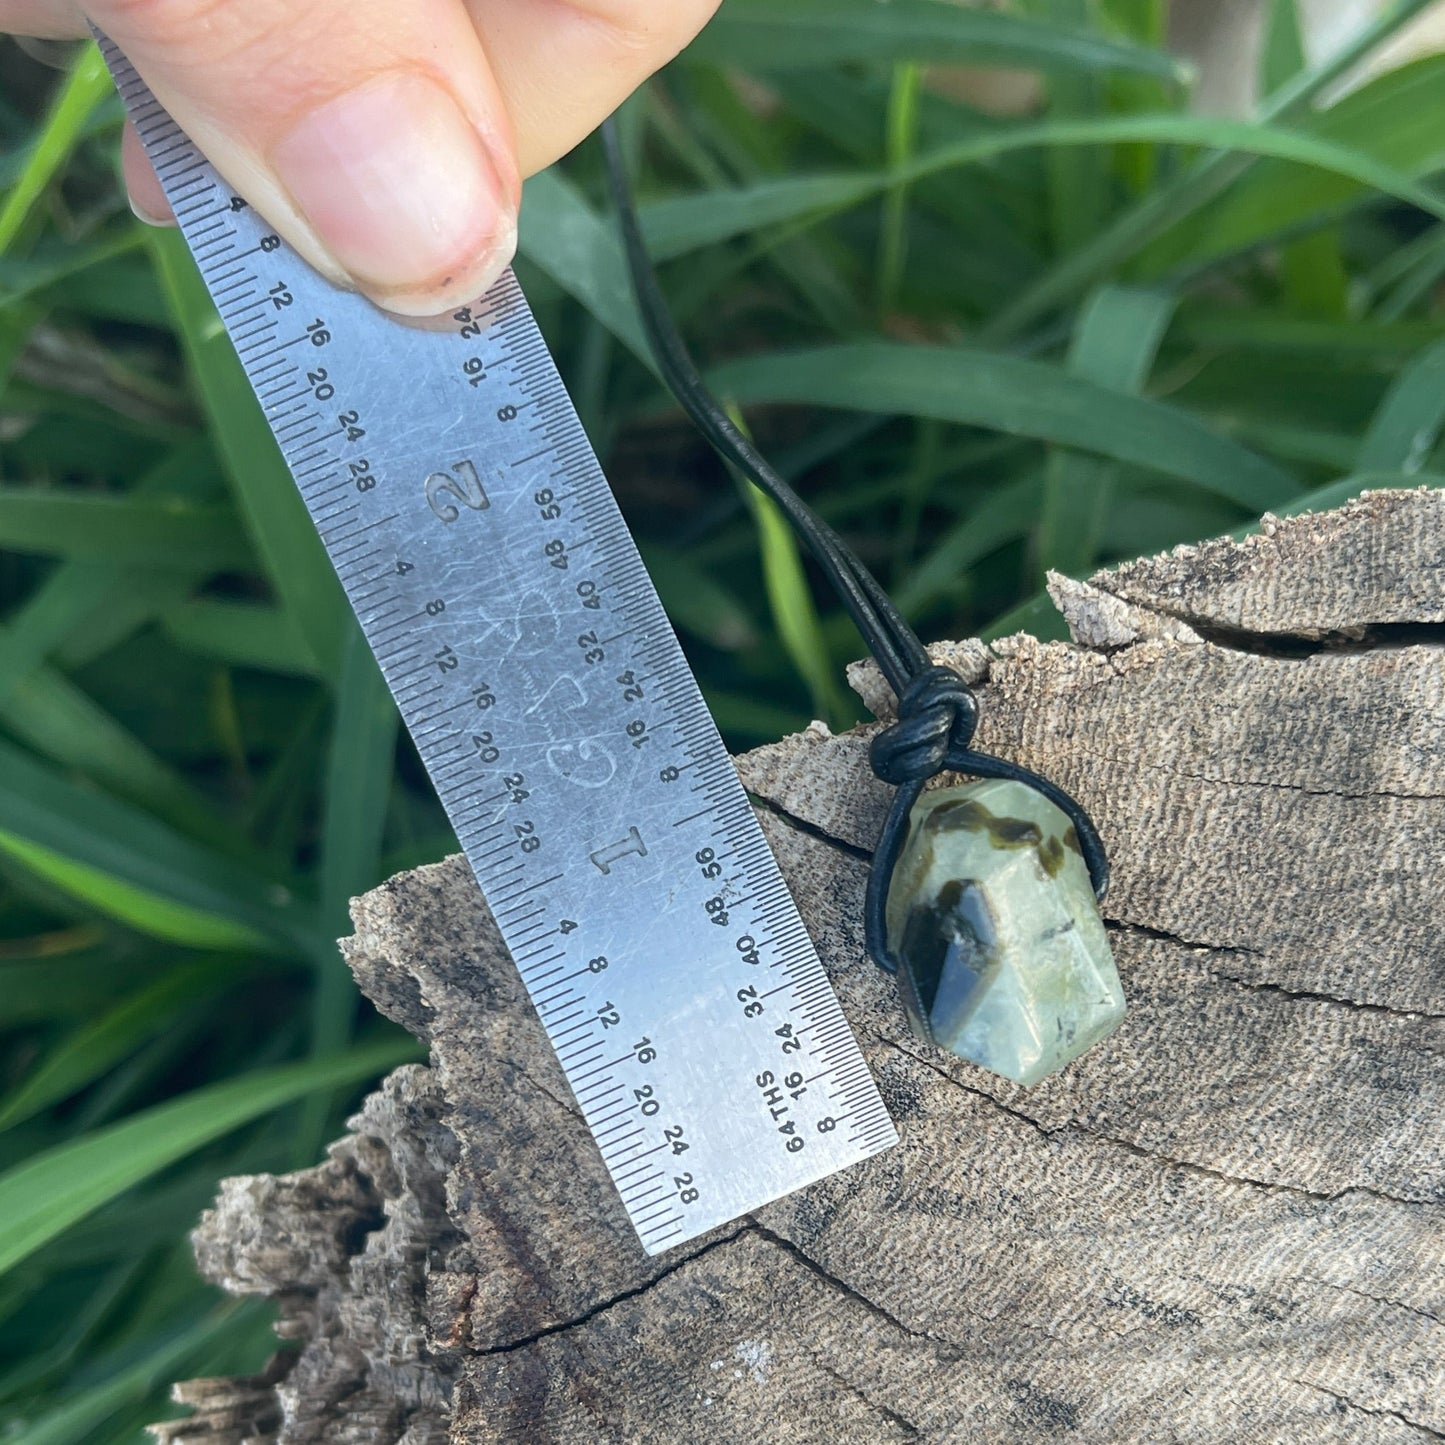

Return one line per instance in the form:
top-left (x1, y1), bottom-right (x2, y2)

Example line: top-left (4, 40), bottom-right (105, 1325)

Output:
top-left (884, 778), bottom-right (1125, 1087)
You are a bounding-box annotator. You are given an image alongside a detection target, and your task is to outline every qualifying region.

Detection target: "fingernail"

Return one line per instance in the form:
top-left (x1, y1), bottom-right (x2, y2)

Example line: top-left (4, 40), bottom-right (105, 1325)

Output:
top-left (128, 190), bottom-right (176, 228)
top-left (271, 72), bottom-right (516, 317)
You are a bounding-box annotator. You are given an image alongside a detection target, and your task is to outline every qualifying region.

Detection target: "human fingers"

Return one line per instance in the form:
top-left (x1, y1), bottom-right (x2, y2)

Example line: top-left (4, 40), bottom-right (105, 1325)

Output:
top-left (0, 1), bottom-right (84, 39)
top-left (465, 0), bottom-right (722, 177)
top-left (115, 0), bottom-right (724, 237)
top-left (120, 118), bottom-right (172, 223)
top-left (90, 0), bottom-right (520, 316)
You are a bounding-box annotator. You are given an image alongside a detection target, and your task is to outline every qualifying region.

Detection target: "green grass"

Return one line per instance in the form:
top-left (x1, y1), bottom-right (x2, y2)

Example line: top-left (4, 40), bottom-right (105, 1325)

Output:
top-left (2, 3), bottom-right (1444, 1436)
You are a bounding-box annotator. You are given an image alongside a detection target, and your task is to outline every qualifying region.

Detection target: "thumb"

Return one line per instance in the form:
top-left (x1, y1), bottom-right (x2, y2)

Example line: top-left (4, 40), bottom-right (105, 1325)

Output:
top-left (95, 0), bottom-right (520, 317)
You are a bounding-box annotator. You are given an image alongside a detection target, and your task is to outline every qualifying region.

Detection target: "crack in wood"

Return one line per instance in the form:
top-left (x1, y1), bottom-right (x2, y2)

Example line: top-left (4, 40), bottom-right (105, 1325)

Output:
top-left (480, 1225), bottom-right (752, 1357)
top-left (749, 1220), bottom-right (940, 1347)
top-left (880, 1031), bottom-right (1438, 1215)
top-left (1073, 746), bottom-right (1445, 806)
top-left (511, 1058), bottom-right (585, 1124)
top-left (749, 790), bottom-right (876, 863)
top-left (1295, 1275), bottom-right (1445, 1328)
top-left (1291, 1377), bottom-right (1445, 1441)
top-left (1208, 970), bottom-right (1445, 1024)
top-left (1105, 917), bottom-right (1256, 957)
top-left (809, 1355), bottom-right (923, 1438)
top-left (1141, 614), bottom-right (1445, 661)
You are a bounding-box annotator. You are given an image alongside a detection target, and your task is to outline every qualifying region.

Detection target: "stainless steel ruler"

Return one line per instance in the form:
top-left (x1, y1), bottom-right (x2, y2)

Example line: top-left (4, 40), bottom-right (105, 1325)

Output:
top-left (100, 39), bottom-right (895, 1253)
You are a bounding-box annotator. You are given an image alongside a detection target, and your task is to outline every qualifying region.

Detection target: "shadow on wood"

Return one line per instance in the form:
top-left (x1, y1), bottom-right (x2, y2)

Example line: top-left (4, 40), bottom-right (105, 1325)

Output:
top-left (153, 491), bottom-right (1445, 1444)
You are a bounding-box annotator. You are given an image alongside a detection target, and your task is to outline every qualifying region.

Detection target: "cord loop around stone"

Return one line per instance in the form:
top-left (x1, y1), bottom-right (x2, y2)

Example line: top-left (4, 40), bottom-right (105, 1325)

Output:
top-left (868, 665), bottom-right (980, 787)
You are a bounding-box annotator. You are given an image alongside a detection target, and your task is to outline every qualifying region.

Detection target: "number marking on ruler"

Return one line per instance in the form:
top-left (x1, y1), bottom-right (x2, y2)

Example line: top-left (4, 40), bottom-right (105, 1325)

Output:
top-left (99, 36), bottom-right (897, 1254)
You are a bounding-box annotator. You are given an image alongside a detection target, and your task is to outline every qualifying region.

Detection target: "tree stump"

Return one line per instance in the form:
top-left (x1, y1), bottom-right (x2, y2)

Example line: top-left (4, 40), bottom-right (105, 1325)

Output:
top-left (153, 491), bottom-right (1445, 1444)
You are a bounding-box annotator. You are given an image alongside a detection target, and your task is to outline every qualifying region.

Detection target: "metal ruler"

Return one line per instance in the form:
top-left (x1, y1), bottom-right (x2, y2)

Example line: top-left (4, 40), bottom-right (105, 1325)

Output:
top-left (100, 39), bottom-right (895, 1253)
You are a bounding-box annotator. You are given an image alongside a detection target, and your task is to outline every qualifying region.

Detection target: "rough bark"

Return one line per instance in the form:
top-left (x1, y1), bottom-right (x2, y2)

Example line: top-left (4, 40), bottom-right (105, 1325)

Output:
top-left (153, 491), bottom-right (1445, 1444)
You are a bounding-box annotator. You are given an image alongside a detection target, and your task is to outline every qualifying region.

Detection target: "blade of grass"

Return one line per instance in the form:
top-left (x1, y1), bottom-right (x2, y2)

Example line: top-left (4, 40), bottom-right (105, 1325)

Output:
top-left (0, 962), bottom-right (225, 1132)
top-left (42, 248), bottom-right (171, 328)
top-left (64, 1017), bottom-right (222, 1136)
top-left (740, 484), bottom-right (848, 727)
top-left (0, 1037), bottom-right (416, 1277)
top-left (0, 95), bottom-right (113, 191)
top-left (2, 1303), bottom-right (250, 1445)
top-left (1233, 471), bottom-right (1445, 535)
top-left (298, 620), bottom-right (399, 1153)
top-left (518, 168), bottom-right (649, 362)
top-left (573, 311), bottom-right (614, 451)
top-left (0, 947), bottom-right (150, 1027)
top-left (0, 490), bottom-right (251, 568)
top-left (1356, 339), bottom-right (1445, 474)
top-left (1040, 0), bottom-right (1109, 258)
top-left (2, 1145), bottom-right (281, 1275)
top-left (703, 685), bottom-right (811, 745)
top-left (1099, 488), bottom-right (1245, 558)
top-left (984, 589), bottom-right (1071, 643)
top-left (0, 659), bottom-right (240, 851)
top-left (159, 598), bottom-right (319, 678)
top-left (319, 624), bottom-right (398, 941)
top-left (0, 233), bottom-right (144, 311)
top-left (1229, 420), bottom-right (1361, 472)
top-left (0, 443), bottom-right (258, 852)
top-left (1261, 0), bottom-right (1307, 92)
top-left (688, 0), bottom-right (1190, 80)
top-left (0, 737), bottom-right (313, 951)
top-left (982, 0), bottom-right (1443, 339)
top-left (1173, 310), bottom-right (1439, 356)
top-left (1280, 228), bottom-right (1350, 318)
top-left (149, 227), bottom-right (348, 680)
top-left (1153, 55), bottom-right (1445, 273)
top-left (1100, 0), bottom-right (1168, 43)
top-left (1375, 233), bottom-right (1445, 321)
top-left (0, 44), bottom-right (111, 256)
top-left (899, 475), bottom-right (1042, 615)
top-left (890, 418), bottom-right (943, 584)
top-left (0, 303), bottom-right (36, 389)
top-left (637, 544), bottom-right (759, 651)
top-left (241, 691), bottom-right (327, 846)
top-left (0, 833), bottom-right (266, 952)
top-left (1099, 0), bottom-right (1171, 196)
top-left (709, 342), bottom-right (1299, 509)
top-left (0, 443), bottom-right (223, 703)
top-left (1038, 284), bottom-right (1177, 575)
top-left (634, 110), bottom-right (1445, 271)
top-left (0, 1256), bottom-right (145, 1402)
top-left (676, 69), bottom-right (867, 335)
top-left (1061, 284), bottom-right (1176, 394)
top-left (641, 174), bottom-right (877, 261)
top-left (1257, 0), bottom-right (1343, 317)
top-left (724, 404), bottom-right (848, 727)
top-left (878, 63), bottom-right (922, 315)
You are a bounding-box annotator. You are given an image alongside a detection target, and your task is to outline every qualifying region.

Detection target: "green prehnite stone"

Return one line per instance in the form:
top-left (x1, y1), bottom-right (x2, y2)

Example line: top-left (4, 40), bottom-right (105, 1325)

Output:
top-left (884, 778), bottom-right (1125, 1087)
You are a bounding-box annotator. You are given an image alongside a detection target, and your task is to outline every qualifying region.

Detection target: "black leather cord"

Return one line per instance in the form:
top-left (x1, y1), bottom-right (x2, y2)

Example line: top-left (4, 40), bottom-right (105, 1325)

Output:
top-left (600, 117), bottom-right (1109, 1021)
top-left (600, 121), bottom-right (925, 695)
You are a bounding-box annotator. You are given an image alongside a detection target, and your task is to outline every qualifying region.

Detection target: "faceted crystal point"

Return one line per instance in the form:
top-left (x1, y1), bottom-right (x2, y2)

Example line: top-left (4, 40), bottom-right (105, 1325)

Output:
top-left (884, 778), bottom-right (1125, 1087)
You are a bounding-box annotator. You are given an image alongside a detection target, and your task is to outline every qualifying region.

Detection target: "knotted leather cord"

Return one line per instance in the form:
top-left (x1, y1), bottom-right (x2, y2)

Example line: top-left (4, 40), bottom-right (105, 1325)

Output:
top-left (601, 119), bottom-right (1109, 1041)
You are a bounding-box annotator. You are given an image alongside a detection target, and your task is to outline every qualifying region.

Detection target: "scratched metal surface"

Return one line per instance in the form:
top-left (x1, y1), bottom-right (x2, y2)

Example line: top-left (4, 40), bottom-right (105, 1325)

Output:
top-left (99, 37), bottom-right (895, 1253)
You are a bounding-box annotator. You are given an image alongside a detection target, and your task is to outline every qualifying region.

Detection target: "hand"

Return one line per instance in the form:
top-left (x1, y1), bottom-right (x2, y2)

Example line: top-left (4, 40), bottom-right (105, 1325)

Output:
top-left (3, 0), bottom-right (720, 315)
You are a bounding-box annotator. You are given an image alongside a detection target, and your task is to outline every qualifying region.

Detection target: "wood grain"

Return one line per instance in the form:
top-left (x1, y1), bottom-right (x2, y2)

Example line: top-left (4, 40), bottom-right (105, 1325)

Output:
top-left (153, 492), bottom-right (1445, 1444)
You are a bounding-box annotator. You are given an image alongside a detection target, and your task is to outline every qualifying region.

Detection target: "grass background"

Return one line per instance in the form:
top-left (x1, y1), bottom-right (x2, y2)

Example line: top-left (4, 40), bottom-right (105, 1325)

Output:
top-left (2, 0), bottom-right (1444, 1437)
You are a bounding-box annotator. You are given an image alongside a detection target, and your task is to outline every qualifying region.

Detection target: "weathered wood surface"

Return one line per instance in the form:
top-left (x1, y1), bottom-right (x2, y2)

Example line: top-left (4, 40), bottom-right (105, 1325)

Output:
top-left (155, 491), bottom-right (1445, 1444)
